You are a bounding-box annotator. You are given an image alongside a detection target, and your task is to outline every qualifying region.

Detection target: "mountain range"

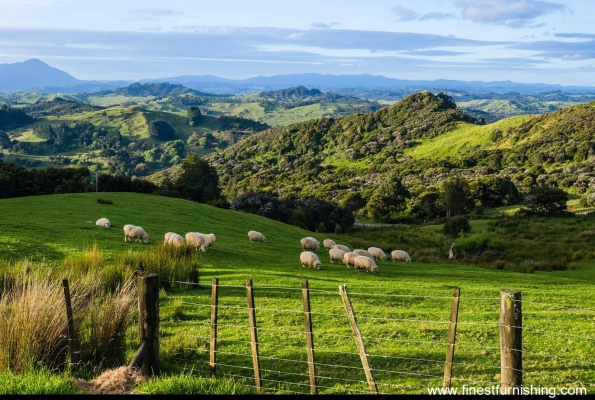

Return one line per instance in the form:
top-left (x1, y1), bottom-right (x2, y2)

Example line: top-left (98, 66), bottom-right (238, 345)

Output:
top-left (2, 59), bottom-right (595, 95)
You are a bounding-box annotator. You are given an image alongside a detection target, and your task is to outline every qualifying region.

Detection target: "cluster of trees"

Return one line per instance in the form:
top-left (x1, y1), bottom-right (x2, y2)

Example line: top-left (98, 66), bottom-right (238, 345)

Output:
top-left (0, 104), bottom-right (34, 130)
top-left (22, 98), bottom-right (103, 118)
top-left (0, 155), bottom-right (226, 207)
top-left (148, 119), bottom-right (176, 141)
top-left (231, 190), bottom-right (354, 233)
top-left (219, 116), bottom-right (270, 132)
top-left (33, 122), bottom-right (101, 150)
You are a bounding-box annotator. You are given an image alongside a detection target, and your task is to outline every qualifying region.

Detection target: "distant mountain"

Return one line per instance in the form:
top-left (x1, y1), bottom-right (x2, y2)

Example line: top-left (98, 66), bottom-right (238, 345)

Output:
top-left (261, 86), bottom-right (322, 99)
top-left (0, 59), bottom-right (81, 92)
top-left (2, 59), bottom-right (595, 96)
top-left (96, 82), bottom-right (214, 97)
top-left (144, 73), bottom-right (595, 95)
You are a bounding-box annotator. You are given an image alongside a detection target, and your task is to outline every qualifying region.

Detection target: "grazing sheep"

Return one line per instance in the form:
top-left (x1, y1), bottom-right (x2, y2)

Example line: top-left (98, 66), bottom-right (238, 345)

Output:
top-left (323, 239), bottom-right (336, 250)
top-left (391, 250), bottom-right (411, 263)
top-left (123, 224), bottom-right (148, 243)
top-left (368, 247), bottom-right (387, 261)
top-left (164, 232), bottom-right (184, 247)
top-left (353, 255), bottom-right (378, 273)
top-left (301, 237), bottom-right (320, 252)
top-left (96, 218), bottom-right (111, 228)
top-left (300, 251), bottom-right (321, 269)
top-left (342, 252), bottom-right (358, 268)
top-left (329, 248), bottom-right (346, 263)
top-left (353, 249), bottom-right (374, 259)
top-left (248, 230), bottom-right (266, 243)
top-left (205, 233), bottom-right (216, 247)
top-left (333, 244), bottom-right (351, 253)
top-left (185, 232), bottom-right (208, 252)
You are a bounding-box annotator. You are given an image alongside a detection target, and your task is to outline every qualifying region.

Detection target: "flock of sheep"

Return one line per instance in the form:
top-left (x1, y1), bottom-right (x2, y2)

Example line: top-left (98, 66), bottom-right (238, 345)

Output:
top-left (298, 237), bottom-right (411, 273)
top-left (95, 219), bottom-right (410, 273)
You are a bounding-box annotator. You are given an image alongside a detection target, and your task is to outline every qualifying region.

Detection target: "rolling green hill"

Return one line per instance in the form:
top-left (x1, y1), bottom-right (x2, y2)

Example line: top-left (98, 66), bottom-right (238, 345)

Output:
top-left (202, 92), bottom-right (595, 217)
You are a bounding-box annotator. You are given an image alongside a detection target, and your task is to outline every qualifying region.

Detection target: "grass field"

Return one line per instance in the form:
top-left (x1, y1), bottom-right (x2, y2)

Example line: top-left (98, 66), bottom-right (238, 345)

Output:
top-left (0, 193), bottom-right (594, 394)
top-left (405, 115), bottom-right (533, 160)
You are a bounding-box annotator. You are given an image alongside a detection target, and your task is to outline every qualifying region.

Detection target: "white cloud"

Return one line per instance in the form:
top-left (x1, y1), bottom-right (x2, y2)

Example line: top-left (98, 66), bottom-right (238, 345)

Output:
top-left (455, 0), bottom-right (566, 28)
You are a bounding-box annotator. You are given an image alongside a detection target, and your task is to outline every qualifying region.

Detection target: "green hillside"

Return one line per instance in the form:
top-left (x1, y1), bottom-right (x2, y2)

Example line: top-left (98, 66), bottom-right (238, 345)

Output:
top-left (204, 93), bottom-right (595, 220)
top-left (1, 193), bottom-right (595, 395)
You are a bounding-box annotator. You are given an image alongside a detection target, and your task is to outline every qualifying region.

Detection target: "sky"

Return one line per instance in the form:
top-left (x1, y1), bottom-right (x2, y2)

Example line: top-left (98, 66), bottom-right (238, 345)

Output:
top-left (0, 0), bottom-right (594, 86)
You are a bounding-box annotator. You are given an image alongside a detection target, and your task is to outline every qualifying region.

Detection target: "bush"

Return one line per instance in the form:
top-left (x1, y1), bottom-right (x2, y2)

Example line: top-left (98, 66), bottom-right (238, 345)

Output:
top-left (443, 215), bottom-right (472, 239)
top-left (454, 232), bottom-right (506, 259)
top-left (97, 198), bottom-right (113, 205)
top-left (148, 120), bottom-right (176, 141)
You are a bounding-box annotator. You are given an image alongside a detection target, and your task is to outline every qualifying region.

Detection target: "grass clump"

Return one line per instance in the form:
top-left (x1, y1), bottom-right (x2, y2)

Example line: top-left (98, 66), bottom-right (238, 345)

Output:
top-left (134, 373), bottom-right (257, 395)
top-left (97, 198), bottom-right (114, 205)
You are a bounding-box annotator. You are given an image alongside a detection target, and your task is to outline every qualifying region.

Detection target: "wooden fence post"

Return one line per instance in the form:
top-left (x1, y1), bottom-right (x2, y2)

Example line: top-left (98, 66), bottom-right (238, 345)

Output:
top-left (138, 274), bottom-right (160, 376)
top-left (302, 280), bottom-right (318, 395)
top-left (339, 284), bottom-right (378, 394)
top-left (62, 279), bottom-right (79, 367)
top-left (246, 279), bottom-right (262, 392)
top-left (499, 289), bottom-right (522, 394)
top-left (210, 277), bottom-right (219, 378)
top-left (443, 287), bottom-right (460, 390)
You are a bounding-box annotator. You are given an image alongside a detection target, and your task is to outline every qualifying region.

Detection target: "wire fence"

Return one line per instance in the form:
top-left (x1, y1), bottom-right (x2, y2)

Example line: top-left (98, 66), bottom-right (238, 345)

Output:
top-left (154, 278), bottom-right (595, 395)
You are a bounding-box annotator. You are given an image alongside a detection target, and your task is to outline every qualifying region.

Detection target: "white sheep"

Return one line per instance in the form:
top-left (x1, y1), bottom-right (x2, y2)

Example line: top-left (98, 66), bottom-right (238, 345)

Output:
top-left (329, 248), bottom-right (346, 263)
top-left (164, 232), bottom-right (184, 247)
top-left (123, 224), bottom-right (148, 243)
top-left (248, 230), bottom-right (266, 243)
top-left (301, 237), bottom-right (320, 252)
top-left (368, 247), bottom-right (387, 261)
top-left (96, 218), bottom-right (111, 228)
top-left (353, 249), bottom-right (374, 259)
top-left (353, 255), bottom-right (378, 273)
top-left (333, 244), bottom-right (351, 253)
top-left (323, 239), bottom-right (336, 250)
top-left (185, 232), bottom-right (208, 252)
top-left (300, 251), bottom-right (321, 269)
top-left (205, 233), bottom-right (216, 247)
top-left (391, 250), bottom-right (411, 263)
top-left (342, 252), bottom-right (358, 268)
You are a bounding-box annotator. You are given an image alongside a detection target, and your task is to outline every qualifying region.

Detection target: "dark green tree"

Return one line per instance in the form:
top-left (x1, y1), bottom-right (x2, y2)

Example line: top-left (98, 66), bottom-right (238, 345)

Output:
top-left (443, 215), bottom-right (472, 239)
top-left (188, 106), bottom-right (202, 126)
top-left (440, 176), bottom-right (474, 217)
top-left (174, 154), bottom-right (222, 204)
top-left (522, 186), bottom-right (569, 216)
top-left (148, 120), bottom-right (176, 141)
top-left (366, 173), bottom-right (410, 222)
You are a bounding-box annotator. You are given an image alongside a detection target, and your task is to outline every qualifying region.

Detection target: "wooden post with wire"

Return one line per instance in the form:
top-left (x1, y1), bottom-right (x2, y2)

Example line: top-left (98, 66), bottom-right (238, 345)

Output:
top-left (136, 273), bottom-right (160, 376)
top-left (499, 289), bottom-right (522, 394)
top-left (302, 280), bottom-right (318, 395)
top-left (246, 279), bottom-right (262, 392)
top-left (443, 287), bottom-right (460, 390)
top-left (209, 277), bottom-right (219, 378)
top-left (62, 279), bottom-right (79, 368)
top-left (339, 284), bottom-right (378, 394)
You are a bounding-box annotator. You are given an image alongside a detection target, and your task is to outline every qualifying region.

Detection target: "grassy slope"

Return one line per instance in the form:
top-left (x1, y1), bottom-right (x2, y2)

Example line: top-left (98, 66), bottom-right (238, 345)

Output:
top-left (2, 193), bottom-right (595, 394)
top-left (405, 115), bottom-right (533, 159)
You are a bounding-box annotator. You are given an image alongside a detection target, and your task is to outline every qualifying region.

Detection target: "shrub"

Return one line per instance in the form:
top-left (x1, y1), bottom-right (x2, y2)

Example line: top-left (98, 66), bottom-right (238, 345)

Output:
top-left (148, 120), bottom-right (176, 141)
top-left (97, 198), bottom-right (113, 205)
top-left (454, 232), bottom-right (506, 259)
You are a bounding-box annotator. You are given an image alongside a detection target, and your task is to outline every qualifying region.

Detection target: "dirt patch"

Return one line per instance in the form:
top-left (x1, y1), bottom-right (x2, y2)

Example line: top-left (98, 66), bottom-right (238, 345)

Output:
top-left (76, 367), bottom-right (146, 395)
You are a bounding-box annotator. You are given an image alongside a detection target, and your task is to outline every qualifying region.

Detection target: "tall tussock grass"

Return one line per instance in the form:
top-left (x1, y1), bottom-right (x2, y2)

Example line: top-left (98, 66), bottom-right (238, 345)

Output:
top-left (64, 243), bottom-right (200, 289)
top-left (0, 243), bottom-right (200, 374)
top-left (0, 268), bottom-right (136, 374)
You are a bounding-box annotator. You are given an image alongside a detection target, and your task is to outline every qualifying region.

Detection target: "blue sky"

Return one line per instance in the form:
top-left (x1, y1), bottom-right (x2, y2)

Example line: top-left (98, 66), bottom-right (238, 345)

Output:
top-left (0, 0), bottom-right (593, 85)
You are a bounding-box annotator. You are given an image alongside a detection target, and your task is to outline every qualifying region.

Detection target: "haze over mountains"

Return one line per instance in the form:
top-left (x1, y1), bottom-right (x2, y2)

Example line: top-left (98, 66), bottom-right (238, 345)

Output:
top-left (2, 59), bottom-right (595, 96)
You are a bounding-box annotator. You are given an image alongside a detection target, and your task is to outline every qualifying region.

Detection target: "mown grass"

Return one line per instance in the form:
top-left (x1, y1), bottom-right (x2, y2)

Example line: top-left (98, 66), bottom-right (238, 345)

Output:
top-left (1, 192), bottom-right (594, 394)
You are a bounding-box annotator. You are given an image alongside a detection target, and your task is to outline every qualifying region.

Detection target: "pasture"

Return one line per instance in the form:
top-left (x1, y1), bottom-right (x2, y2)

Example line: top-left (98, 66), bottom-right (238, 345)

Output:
top-left (0, 193), bottom-right (594, 394)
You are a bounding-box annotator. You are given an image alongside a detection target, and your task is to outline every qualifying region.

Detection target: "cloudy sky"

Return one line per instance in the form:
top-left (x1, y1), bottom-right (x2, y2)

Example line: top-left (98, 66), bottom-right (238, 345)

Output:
top-left (1, 0), bottom-right (594, 86)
